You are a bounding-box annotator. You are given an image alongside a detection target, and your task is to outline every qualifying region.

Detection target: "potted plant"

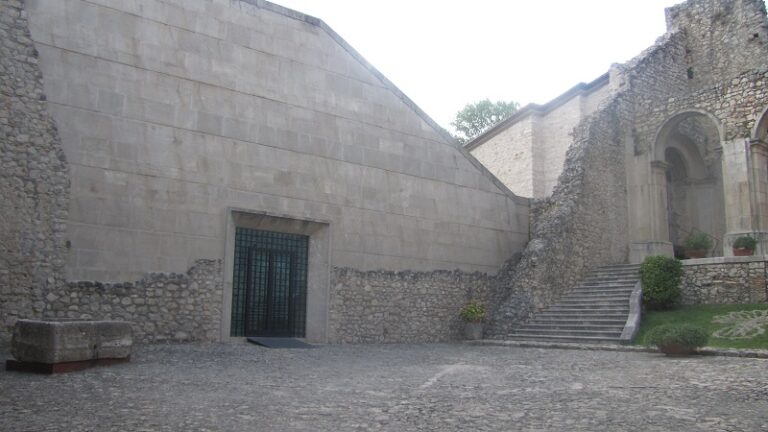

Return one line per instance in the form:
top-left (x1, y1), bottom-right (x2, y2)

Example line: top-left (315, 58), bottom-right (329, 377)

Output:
top-left (684, 231), bottom-right (713, 259)
top-left (459, 302), bottom-right (486, 340)
top-left (732, 235), bottom-right (757, 256)
top-left (645, 324), bottom-right (708, 356)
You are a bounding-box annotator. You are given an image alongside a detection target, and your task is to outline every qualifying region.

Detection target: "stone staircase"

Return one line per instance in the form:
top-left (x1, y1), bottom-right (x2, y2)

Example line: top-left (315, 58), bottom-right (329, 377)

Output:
top-left (507, 264), bottom-right (640, 344)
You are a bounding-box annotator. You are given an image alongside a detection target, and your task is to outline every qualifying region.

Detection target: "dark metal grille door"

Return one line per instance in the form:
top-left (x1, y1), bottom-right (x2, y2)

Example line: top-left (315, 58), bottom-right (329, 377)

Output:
top-left (231, 228), bottom-right (309, 337)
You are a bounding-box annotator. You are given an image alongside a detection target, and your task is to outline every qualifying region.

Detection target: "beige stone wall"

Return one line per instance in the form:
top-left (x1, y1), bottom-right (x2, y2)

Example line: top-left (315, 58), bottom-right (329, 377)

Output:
top-left (470, 117), bottom-right (535, 197)
top-left (469, 81), bottom-right (612, 199)
top-left (25, 0), bottom-right (529, 282)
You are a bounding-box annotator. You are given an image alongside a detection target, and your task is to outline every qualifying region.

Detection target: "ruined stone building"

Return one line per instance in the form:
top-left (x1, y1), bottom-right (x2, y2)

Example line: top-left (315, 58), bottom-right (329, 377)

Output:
top-left (469, 0), bottom-right (768, 262)
top-left (1, 0), bottom-right (767, 344)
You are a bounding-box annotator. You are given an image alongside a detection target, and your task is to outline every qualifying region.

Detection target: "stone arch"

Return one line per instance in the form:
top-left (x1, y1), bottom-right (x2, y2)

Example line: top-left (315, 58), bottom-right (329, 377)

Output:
top-left (753, 105), bottom-right (768, 142)
top-left (653, 109), bottom-right (725, 161)
top-left (653, 111), bottom-right (726, 257)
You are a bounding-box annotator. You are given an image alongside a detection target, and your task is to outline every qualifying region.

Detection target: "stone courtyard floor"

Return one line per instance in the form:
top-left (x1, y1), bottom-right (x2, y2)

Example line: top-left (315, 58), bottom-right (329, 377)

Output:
top-left (1, 342), bottom-right (767, 431)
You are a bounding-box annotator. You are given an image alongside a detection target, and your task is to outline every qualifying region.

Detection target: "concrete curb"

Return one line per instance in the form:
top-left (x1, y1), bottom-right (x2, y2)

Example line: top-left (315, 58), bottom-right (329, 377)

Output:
top-left (468, 339), bottom-right (768, 359)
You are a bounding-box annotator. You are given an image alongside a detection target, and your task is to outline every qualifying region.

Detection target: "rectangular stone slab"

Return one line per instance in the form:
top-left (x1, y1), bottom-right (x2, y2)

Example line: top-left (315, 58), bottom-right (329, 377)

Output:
top-left (11, 320), bottom-right (133, 364)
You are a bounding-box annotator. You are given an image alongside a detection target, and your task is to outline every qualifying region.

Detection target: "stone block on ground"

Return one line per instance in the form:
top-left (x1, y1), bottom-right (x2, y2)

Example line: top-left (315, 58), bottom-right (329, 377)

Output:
top-left (10, 319), bottom-right (133, 364)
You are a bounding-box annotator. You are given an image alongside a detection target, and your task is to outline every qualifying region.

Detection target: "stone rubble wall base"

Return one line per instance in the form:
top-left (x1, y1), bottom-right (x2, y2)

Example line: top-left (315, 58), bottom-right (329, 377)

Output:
top-left (328, 267), bottom-right (494, 343)
top-left (40, 260), bottom-right (223, 344)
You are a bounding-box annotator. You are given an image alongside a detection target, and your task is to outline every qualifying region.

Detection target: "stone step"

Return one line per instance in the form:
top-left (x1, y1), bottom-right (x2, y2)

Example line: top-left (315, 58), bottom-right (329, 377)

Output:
top-left (519, 323), bottom-right (625, 332)
top-left (547, 305), bottom-right (629, 312)
top-left (568, 288), bottom-right (634, 295)
top-left (557, 298), bottom-right (629, 307)
top-left (561, 293), bottom-right (631, 299)
top-left (505, 334), bottom-right (623, 344)
top-left (535, 313), bottom-right (629, 320)
top-left (580, 279), bottom-right (638, 285)
top-left (576, 282), bottom-right (636, 289)
top-left (510, 329), bottom-right (623, 338)
top-left (528, 318), bottom-right (627, 326)
top-left (563, 290), bottom-right (632, 300)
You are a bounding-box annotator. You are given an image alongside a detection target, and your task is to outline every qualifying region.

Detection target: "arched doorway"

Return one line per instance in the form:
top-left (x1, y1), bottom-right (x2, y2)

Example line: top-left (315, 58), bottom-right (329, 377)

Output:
top-left (655, 112), bottom-right (725, 257)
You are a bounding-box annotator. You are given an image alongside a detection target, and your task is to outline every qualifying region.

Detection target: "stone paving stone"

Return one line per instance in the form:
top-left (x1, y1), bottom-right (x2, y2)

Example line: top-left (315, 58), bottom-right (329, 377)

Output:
top-left (1, 342), bottom-right (767, 431)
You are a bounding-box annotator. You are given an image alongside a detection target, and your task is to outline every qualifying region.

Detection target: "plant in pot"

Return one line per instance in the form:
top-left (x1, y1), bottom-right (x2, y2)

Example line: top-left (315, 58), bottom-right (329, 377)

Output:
top-left (732, 235), bottom-right (757, 256)
top-left (683, 231), bottom-right (713, 259)
top-left (645, 323), bottom-right (708, 356)
top-left (459, 302), bottom-right (486, 340)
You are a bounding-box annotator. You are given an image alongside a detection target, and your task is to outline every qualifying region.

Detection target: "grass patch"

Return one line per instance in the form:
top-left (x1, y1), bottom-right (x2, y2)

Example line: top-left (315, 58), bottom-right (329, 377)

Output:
top-left (634, 304), bottom-right (768, 349)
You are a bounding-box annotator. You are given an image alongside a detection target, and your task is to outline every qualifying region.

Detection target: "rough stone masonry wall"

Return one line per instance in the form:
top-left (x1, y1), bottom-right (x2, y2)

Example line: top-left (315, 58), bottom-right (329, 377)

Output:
top-left (42, 260), bottom-right (223, 343)
top-left (329, 267), bottom-right (494, 343)
top-left (0, 0), bottom-right (69, 342)
top-left (486, 97), bottom-right (629, 337)
top-left (681, 259), bottom-right (768, 305)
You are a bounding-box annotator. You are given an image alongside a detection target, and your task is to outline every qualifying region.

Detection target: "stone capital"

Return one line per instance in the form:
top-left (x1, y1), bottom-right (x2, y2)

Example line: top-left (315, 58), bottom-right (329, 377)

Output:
top-left (650, 160), bottom-right (670, 171)
top-left (749, 139), bottom-right (768, 156)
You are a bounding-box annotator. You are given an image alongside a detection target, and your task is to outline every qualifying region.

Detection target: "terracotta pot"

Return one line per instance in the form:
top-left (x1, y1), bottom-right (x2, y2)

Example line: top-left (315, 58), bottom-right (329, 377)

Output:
top-left (463, 322), bottom-right (483, 340)
top-left (733, 247), bottom-right (754, 256)
top-left (658, 344), bottom-right (697, 356)
top-left (685, 250), bottom-right (707, 259)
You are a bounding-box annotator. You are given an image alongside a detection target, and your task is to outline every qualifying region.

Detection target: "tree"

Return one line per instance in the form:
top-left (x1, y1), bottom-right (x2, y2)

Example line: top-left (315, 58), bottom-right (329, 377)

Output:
top-left (450, 99), bottom-right (519, 144)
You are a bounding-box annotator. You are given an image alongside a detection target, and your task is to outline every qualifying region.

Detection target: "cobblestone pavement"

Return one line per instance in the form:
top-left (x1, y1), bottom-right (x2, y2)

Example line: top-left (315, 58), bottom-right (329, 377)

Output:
top-left (1, 342), bottom-right (767, 431)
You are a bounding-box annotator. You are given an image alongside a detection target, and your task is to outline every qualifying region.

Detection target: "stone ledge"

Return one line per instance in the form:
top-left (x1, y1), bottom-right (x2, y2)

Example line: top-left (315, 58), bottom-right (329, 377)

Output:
top-left (681, 255), bottom-right (768, 266)
top-left (469, 339), bottom-right (768, 359)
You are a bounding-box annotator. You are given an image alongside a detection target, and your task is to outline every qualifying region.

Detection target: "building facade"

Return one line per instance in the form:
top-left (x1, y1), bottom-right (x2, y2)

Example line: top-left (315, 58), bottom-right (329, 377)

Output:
top-left (0, 0), bottom-right (529, 343)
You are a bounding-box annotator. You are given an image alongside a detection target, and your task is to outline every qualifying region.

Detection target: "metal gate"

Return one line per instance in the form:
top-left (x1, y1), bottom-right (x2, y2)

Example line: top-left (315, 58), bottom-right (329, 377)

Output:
top-left (230, 228), bottom-right (309, 337)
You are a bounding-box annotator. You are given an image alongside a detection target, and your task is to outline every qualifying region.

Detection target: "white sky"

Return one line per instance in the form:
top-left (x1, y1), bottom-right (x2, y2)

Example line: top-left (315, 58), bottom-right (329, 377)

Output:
top-left (272, 0), bottom-right (682, 132)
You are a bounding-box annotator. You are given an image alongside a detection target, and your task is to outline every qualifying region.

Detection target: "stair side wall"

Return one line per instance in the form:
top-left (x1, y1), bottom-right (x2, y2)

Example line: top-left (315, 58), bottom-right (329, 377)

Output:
top-left (487, 96), bottom-right (630, 336)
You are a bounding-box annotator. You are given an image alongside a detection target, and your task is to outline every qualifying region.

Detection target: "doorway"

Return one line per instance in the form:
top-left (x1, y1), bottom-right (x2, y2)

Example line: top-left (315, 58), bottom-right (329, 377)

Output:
top-left (230, 228), bottom-right (309, 337)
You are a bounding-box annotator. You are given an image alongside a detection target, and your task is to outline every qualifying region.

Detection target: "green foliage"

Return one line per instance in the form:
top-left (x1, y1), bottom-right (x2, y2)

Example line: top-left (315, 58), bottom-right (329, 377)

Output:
top-left (645, 324), bottom-right (708, 349)
top-left (459, 302), bottom-right (486, 322)
top-left (733, 235), bottom-right (757, 250)
top-left (684, 231), bottom-right (713, 250)
top-left (640, 255), bottom-right (682, 310)
top-left (633, 304), bottom-right (768, 349)
top-left (451, 99), bottom-right (519, 144)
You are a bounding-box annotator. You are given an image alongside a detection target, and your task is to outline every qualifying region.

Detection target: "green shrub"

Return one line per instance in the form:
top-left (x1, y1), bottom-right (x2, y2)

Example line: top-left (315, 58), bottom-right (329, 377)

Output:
top-left (733, 235), bottom-right (757, 251)
top-left (640, 255), bottom-right (682, 310)
top-left (684, 231), bottom-right (713, 250)
top-left (459, 302), bottom-right (486, 322)
top-left (645, 324), bottom-right (708, 348)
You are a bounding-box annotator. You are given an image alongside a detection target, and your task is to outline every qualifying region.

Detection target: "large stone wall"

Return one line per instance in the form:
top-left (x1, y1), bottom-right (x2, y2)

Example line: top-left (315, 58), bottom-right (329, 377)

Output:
top-left (469, 76), bottom-right (611, 199)
top-left (25, 0), bottom-right (528, 283)
top-left (43, 260), bottom-right (223, 343)
top-left (487, 96), bottom-right (630, 336)
top-left (469, 117), bottom-right (536, 197)
top-left (0, 0), bottom-right (69, 341)
top-left (680, 257), bottom-right (768, 305)
top-left (0, 0), bottom-right (530, 344)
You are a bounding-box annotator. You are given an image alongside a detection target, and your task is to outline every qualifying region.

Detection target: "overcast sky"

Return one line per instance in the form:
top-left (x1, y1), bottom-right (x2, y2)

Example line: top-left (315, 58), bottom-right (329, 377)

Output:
top-left (272, 0), bottom-right (682, 132)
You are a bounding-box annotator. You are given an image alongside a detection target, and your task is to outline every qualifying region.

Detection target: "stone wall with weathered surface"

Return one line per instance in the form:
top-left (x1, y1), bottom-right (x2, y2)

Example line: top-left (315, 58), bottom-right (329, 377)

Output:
top-left (487, 96), bottom-right (630, 336)
top-left (43, 260), bottom-right (223, 343)
top-left (680, 257), bottom-right (768, 305)
top-left (468, 76), bottom-right (611, 199)
top-left (25, 0), bottom-right (528, 283)
top-left (469, 117), bottom-right (536, 198)
top-left (0, 0), bottom-right (69, 342)
top-left (329, 267), bottom-right (493, 343)
top-left (666, 0), bottom-right (768, 91)
top-left (2, 0), bottom-right (530, 344)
